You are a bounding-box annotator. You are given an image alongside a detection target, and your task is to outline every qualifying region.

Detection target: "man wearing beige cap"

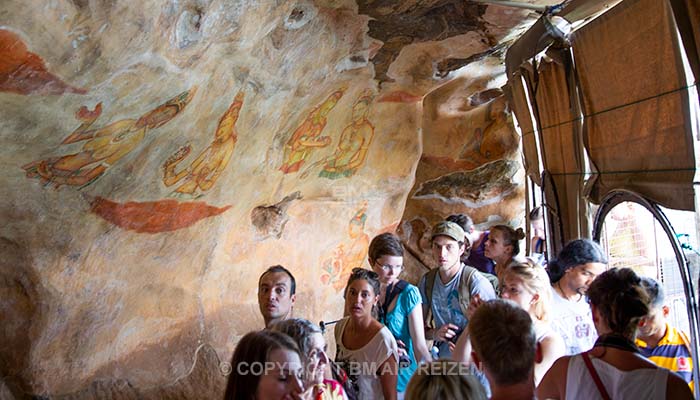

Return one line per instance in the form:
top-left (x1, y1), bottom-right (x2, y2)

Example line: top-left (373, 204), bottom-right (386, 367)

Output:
top-left (419, 220), bottom-right (497, 358)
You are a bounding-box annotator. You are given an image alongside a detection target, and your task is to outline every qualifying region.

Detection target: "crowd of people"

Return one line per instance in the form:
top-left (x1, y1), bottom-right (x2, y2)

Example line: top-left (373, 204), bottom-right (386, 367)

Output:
top-left (223, 213), bottom-right (695, 400)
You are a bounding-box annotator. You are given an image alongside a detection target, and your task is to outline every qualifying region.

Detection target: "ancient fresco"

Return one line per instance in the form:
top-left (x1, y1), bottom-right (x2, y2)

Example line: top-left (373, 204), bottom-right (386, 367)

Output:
top-left (23, 88), bottom-right (196, 189)
top-left (250, 191), bottom-right (302, 240)
top-left (316, 90), bottom-right (376, 179)
top-left (0, 29), bottom-right (86, 95)
top-left (0, 0), bottom-right (532, 397)
top-left (91, 197), bottom-right (231, 233)
top-left (320, 201), bottom-right (371, 292)
top-left (163, 91), bottom-right (244, 198)
top-left (279, 89), bottom-right (345, 174)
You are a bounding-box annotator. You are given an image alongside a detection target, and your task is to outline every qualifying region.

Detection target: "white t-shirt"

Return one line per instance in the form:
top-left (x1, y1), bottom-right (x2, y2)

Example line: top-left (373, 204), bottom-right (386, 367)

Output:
top-left (550, 287), bottom-right (597, 355)
top-left (566, 354), bottom-right (668, 399)
top-left (334, 317), bottom-right (399, 400)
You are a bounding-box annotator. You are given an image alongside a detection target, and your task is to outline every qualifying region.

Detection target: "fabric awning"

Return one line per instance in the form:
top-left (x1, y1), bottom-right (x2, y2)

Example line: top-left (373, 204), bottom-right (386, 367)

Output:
top-left (505, 0), bottom-right (700, 238)
top-left (573, 0), bottom-right (698, 210)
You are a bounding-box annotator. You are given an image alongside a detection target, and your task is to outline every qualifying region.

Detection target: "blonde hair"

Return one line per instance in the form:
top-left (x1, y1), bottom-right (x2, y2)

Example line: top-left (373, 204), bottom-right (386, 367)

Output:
top-left (406, 360), bottom-right (487, 400)
top-left (502, 259), bottom-right (552, 322)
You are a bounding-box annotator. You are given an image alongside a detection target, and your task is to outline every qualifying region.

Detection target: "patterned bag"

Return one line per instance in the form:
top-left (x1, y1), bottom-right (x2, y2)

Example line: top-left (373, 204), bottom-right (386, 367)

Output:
top-left (330, 360), bottom-right (358, 400)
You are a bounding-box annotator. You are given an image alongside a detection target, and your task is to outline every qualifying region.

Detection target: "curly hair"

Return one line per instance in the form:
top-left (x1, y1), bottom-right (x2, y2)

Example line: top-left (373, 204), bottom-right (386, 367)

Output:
top-left (587, 268), bottom-right (651, 339)
top-left (548, 239), bottom-right (608, 284)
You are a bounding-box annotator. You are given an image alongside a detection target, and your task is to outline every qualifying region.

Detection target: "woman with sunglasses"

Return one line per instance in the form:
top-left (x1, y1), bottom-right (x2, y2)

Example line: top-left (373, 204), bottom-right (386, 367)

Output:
top-left (335, 268), bottom-right (399, 400)
top-left (369, 233), bottom-right (433, 398)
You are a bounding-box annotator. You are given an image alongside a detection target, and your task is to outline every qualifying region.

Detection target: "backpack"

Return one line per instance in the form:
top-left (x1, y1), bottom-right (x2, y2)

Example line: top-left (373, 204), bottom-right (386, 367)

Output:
top-left (423, 263), bottom-right (499, 328)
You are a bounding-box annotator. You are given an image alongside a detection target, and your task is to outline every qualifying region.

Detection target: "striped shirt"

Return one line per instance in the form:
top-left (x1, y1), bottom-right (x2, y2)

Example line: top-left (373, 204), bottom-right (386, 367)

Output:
top-left (636, 323), bottom-right (694, 392)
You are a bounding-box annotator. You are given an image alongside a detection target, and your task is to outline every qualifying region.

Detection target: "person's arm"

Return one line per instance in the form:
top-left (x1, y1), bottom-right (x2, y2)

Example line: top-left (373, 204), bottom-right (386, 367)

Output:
top-left (470, 272), bottom-right (497, 301)
top-left (535, 332), bottom-right (566, 386)
top-left (451, 329), bottom-right (471, 363)
top-left (536, 355), bottom-right (570, 400)
top-left (377, 355), bottom-right (398, 400)
top-left (666, 371), bottom-right (694, 399)
top-left (407, 302), bottom-right (433, 364)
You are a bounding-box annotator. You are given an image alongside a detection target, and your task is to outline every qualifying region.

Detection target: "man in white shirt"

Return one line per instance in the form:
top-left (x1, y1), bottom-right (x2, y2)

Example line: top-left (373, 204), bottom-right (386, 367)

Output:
top-left (548, 239), bottom-right (607, 355)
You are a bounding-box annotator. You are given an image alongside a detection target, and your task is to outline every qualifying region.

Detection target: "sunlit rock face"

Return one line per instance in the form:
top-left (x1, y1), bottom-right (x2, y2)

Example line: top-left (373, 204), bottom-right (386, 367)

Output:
top-left (0, 0), bottom-right (548, 397)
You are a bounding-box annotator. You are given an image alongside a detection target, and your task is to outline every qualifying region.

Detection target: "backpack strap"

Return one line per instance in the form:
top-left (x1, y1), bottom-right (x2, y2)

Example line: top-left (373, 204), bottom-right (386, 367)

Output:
top-left (380, 280), bottom-right (408, 322)
top-left (423, 268), bottom-right (439, 329)
top-left (457, 264), bottom-right (477, 317)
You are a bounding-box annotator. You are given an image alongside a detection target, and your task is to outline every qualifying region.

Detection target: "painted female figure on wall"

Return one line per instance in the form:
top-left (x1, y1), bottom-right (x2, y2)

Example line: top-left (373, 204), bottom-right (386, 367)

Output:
top-left (318, 90), bottom-right (375, 180)
top-left (279, 89), bottom-right (345, 174)
top-left (162, 90), bottom-right (244, 198)
top-left (23, 87), bottom-right (197, 189)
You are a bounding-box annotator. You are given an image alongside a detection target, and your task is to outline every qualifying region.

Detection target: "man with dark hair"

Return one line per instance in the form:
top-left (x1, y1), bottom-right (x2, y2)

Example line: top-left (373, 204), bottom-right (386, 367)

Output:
top-left (548, 239), bottom-right (607, 355)
top-left (637, 276), bottom-right (694, 392)
top-left (258, 265), bottom-right (296, 327)
top-left (470, 299), bottom-right (540, 400)
top-left (419, 221), bottom-right (496, 358)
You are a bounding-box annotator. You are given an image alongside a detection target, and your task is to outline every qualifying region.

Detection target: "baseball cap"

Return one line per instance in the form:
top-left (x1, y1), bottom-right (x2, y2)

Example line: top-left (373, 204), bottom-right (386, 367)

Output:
top-left (431, 221), bottom-right (465, 242)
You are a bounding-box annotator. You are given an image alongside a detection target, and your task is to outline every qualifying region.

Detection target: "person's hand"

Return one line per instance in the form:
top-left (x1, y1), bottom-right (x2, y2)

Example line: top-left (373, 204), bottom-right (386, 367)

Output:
top-left (467, 294), bottom-right (485, 319)
top-left (396, 339), bottom-right (408, 358)
top-left (448, 341), bottom-right (456, 353)
top-left (435, 323), bottom-right (459, 342)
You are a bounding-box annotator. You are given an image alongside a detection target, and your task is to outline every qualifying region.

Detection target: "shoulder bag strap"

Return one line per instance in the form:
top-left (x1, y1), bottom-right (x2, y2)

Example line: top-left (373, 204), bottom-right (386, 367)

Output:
top-left (581, 352), bottom-right (612, 400)
top-left (424, 269), bottom-right (438, 328)
top-left (382, 280), bottom-right (408, 319)
top-left (458, 265), bottom-right (477, 317)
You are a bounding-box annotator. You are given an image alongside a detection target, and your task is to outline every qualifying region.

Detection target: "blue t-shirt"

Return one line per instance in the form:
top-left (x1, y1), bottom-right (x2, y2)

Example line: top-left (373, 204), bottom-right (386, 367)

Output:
top-left (382, 284), bottom-right (422, 392)
top-left (418, 265), bottom-right (497, 358)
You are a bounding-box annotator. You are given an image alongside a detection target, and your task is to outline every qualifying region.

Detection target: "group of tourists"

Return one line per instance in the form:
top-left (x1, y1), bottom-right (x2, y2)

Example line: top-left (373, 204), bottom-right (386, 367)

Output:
top-left (223, 214), bottom-right (695, 400)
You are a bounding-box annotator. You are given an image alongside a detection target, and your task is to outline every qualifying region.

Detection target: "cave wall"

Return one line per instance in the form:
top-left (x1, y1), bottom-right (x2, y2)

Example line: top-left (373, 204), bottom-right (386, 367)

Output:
top-left (0, 0), bottom-right (546, 398)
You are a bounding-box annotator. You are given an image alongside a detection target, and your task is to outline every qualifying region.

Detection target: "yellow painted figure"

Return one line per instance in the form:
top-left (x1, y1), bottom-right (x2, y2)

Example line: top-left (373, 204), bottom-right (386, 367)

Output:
top-left (318, 90), bottom-right (375, 179)
top-left (163, 91), bottom-right (244, 198)
top-left (279, 89), bottom-right (345, 174)
top-left (23, 87), bottom-right (197, 188)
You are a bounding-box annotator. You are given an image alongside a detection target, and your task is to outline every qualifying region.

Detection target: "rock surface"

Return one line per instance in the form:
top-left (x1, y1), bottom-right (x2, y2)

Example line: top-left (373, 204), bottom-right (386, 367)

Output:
top-left (0, 0), bottom-right (554, 397)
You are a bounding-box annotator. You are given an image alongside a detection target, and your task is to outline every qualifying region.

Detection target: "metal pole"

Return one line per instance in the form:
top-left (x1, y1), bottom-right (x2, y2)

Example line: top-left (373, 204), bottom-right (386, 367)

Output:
top-left (469, 0), bottom-right (549, 12)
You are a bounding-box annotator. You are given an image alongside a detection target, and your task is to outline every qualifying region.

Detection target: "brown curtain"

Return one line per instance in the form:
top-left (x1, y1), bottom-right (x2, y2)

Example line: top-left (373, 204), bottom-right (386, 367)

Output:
top-left (670, 0), bottom-right (700, 90)
top-left (508, 66), bottom-right (541, 186)
top-left (573, 0), bottom-right (697, 210)
top-left (534, 49), bottom-right (591, 243)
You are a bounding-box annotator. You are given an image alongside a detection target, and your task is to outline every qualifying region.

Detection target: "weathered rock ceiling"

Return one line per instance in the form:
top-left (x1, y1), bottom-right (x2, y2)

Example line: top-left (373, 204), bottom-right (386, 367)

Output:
top-left (0, 0), bottom-right (557, 398)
